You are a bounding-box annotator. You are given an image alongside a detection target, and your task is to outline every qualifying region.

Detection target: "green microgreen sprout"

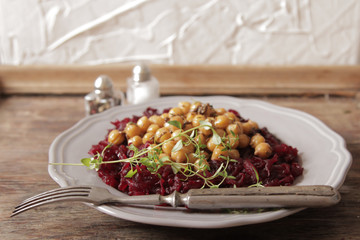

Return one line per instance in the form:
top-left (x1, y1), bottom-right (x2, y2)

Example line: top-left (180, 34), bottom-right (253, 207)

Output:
top-left (167, 120), bottom-right (182, 130)
top-left (80, 144), bottom-right (112, 171)
top-left (124, 168), bottom-right (138, 178)
top-left (172, 140), bottom-right (183, 152)
top-left (248, 165), bottom-right (264, 188)
top-left (50, 118), bottom-right (244, 189)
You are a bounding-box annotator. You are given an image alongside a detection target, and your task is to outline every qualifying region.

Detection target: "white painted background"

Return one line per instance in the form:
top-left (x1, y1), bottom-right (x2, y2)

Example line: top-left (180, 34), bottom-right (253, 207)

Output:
top-left (1, 0), bottom-right (359, 65)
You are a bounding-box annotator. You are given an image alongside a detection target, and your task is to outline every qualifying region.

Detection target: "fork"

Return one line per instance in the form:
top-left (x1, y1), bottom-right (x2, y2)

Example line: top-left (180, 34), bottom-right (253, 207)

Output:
top-left (12, 185), bottom-right (341, 217)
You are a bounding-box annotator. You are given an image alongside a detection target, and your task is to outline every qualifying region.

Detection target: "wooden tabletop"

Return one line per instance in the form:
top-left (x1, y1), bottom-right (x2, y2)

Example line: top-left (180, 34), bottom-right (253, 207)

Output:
top-left (0, 65), bottom-right (359, 239)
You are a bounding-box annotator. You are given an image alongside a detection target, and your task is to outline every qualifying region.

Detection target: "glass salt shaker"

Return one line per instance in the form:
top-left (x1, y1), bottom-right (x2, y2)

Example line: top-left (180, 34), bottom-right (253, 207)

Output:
top-left (84, 75), bottom-right (124, 115)
top-left (126, 63), bottom-right (160, 105)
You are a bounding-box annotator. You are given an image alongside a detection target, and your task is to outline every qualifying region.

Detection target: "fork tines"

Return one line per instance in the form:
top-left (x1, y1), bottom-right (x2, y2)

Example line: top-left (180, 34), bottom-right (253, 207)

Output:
top-left (12, 186), bottom-right (92, 217)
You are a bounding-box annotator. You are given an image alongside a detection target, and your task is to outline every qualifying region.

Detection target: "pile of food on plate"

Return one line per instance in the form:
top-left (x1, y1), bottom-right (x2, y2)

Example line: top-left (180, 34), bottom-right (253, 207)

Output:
top-left (83, 101), bottom-right (303, 196)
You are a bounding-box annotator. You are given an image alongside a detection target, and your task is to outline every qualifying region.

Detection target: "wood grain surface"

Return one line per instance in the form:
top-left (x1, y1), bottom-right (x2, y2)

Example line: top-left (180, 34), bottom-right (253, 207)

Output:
top-left (1, 65), bottom-right (360, 96)
top-left (1, 94), bottom-right (359, 240)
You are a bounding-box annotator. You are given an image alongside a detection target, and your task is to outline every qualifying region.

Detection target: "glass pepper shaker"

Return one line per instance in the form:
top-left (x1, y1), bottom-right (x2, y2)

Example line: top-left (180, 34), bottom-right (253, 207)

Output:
top-left (84, 75), bottom-right (124, 115)
top-left (126, 63), bottom-right (160, 105)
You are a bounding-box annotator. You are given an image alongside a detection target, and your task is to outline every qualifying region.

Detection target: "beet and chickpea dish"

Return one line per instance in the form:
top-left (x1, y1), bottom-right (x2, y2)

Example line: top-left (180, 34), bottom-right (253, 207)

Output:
top-left (82, 101), bottom-right (303, 196)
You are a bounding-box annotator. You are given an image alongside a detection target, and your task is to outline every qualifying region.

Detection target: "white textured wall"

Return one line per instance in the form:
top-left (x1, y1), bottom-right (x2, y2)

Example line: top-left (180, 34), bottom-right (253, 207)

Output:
top-left (1, 0), bottom-right (359, 65)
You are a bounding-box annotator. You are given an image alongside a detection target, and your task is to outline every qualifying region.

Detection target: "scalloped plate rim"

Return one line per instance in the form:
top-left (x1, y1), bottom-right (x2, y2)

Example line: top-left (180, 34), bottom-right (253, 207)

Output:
top-left (48, 96), bottom-right (352, 228)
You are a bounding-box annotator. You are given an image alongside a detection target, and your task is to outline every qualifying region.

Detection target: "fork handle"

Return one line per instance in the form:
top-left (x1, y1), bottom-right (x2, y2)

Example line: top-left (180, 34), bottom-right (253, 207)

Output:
top-left (107, 185), bottom-right (340, 209)
top-left (177, 185), bottom-right (340, 209)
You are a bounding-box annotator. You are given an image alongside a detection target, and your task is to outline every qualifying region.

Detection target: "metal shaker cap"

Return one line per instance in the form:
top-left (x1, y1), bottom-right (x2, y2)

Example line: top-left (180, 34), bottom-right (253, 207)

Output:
top-left (132, 63), bottom-right (151, 82)
top-left (94, 75), bottom-right (114, 96)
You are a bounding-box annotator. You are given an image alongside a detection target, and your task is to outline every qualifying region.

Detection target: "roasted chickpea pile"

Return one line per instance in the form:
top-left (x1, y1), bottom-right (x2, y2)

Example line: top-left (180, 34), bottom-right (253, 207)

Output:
top-left (108, 101), bottom-right (272, 169)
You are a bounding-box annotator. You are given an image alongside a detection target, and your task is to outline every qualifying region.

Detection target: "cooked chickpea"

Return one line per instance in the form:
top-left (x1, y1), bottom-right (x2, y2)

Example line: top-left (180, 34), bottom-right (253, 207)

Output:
top-left (128, 136), bottom-right (142, 148)
top-left (149, 115), bottom-right (165, 127)
top-left (171, 149), bottom-right (187, 163)
top-left (186, 112), bottom-right (196, 122)
top-left (237, 134), bottom-right (250, 148)
top-left (169, 107), bottom-right (184, 117)
top-left (226, 134), bottom-right (240, 149)
top-left (212, 147), bottom-right (239, 160)
top-left (250, 133), bottom-right (265, 148)
top-left (214, 128), bottom-right (226, 137)
top-left (194, 133), bottom-right (206, 146)
top-left (206, 117), bottom-right (215, 125)
top-left (224, 112), bottom-right (237, 123)
top-left (183, 122), bottom-right (193, 133)
top-left (171, 115), bottom-right (184, 125)
top-left (171, 129), bottom-right (187, 142)
top-left (125, 123), bottom-right (142, 139)
top-left (154, 127), bottom-right (171, 143)
top-left (160, 113), bottom-right (170, 121)
top-left (193, 159), bottom-right (210, 172)
top-left (190, 101), bottom-right (201, 112)
top-left (228, 149), bottom-right (240, 159)
top-left (142, 132), bottom-right (155, 144)
top-left (226, 122), bottom-right (243, 135)
top-left (147, 124), bottom-right (160, 133)
top-left (182, 143), bottom-right (195, 154)
top-left (206, 136), bottom-right (217, 152)
top-left (254, 142), bottom-right (272, 159)
top-left (165, 116), bottom-right (184, 132)
top-left (137, 116), bottom-right (151, 133)
top-left (199, 124), bottom-right (212, 136)
top-left (187, 153), bottom-right (198, 164)
top-left (178, 101), bottom-right (191, 114)
top-left (242, 120), bottom-right (259, 135)
top-left (107, 129), bottom-right (125, 145)
top-left (214, 115), bottom-right (230, 129)
top-left (215, 108), bottom-right (227, 115)
top-left (192, 114), bottom-right (206, 127)
top-left (211, 145), bottom-right (228, 160)
top-left (162, 140), bottom-right (176, 155)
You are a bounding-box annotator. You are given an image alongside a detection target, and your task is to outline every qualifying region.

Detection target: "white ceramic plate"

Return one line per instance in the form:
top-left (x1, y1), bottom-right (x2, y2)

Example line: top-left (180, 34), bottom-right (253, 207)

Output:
top-left (48, 96), bottom-right (352, 228)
